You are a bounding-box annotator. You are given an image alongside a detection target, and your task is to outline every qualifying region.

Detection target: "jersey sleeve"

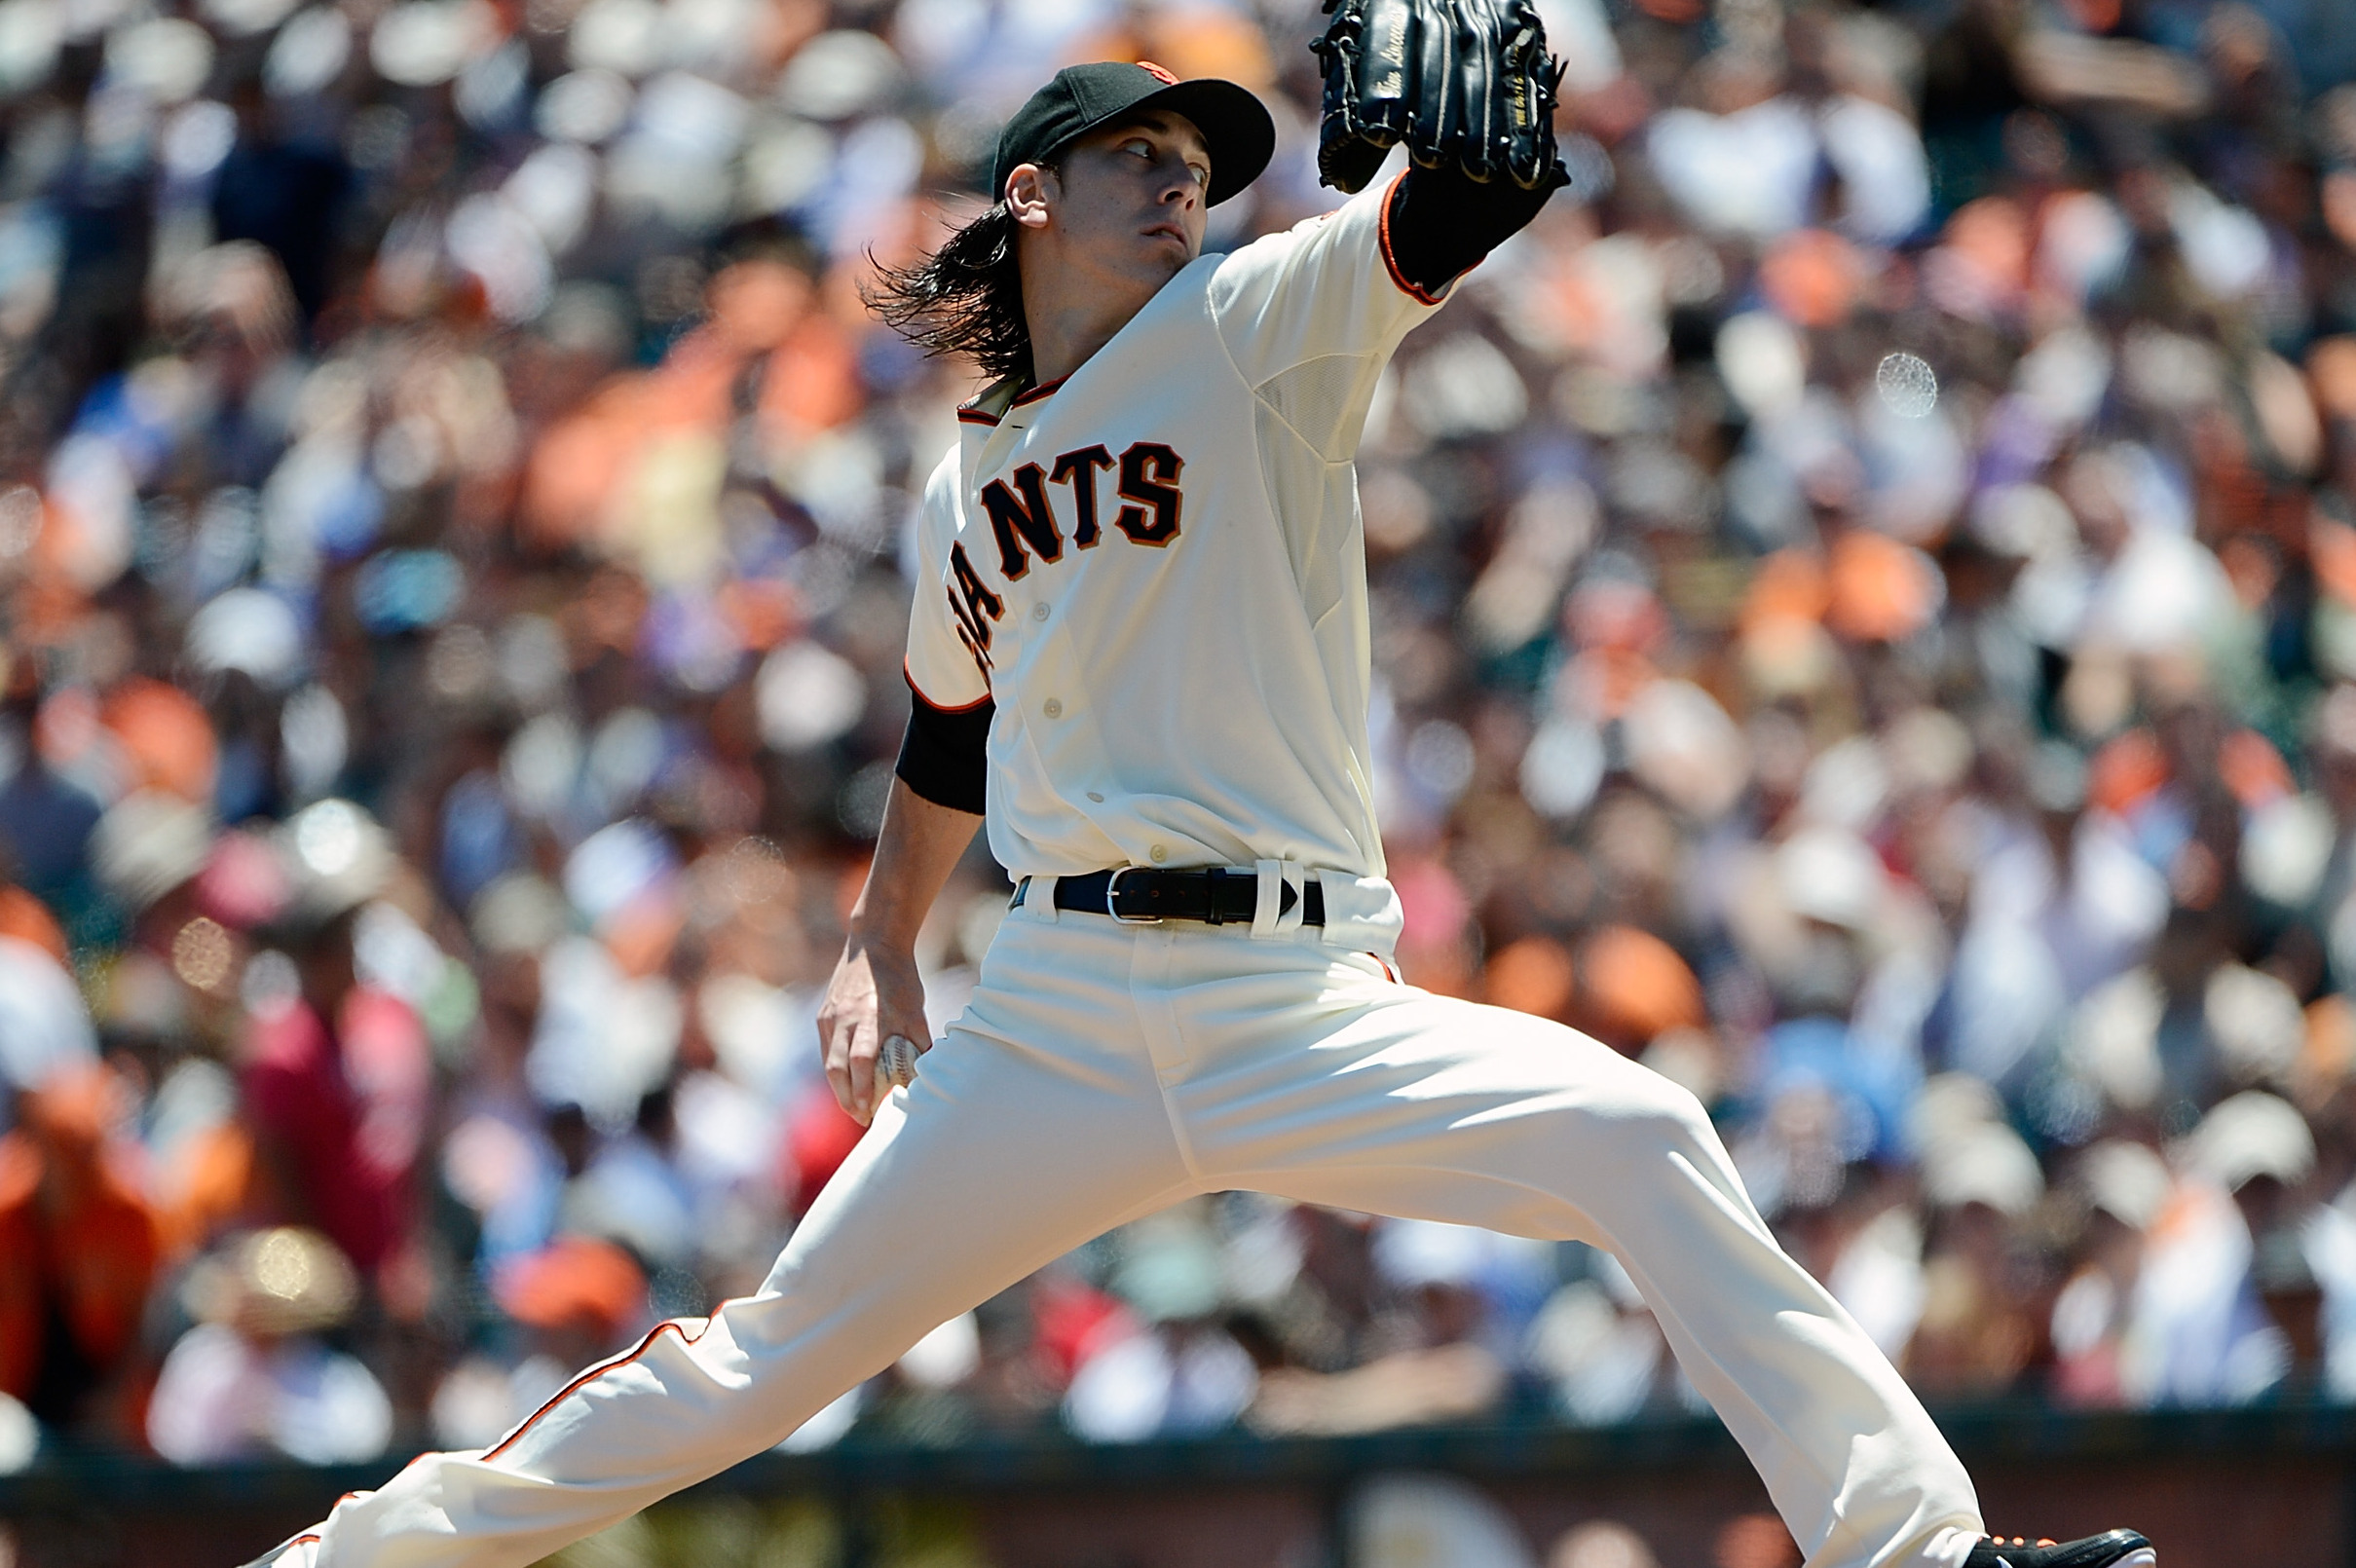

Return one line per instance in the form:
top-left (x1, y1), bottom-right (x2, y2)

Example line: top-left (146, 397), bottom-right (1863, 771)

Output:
top-left (902, 450), bottom-right (993, 713)
top-left (1207, 171), bottom-right (1445, 396)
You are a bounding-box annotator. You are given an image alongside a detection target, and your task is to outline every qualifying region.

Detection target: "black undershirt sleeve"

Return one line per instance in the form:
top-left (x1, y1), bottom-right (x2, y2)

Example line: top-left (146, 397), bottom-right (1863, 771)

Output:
top-left (894, 686), bottom-right (992, 815)
top-left (1382, 164), bottom-right (1558, 297)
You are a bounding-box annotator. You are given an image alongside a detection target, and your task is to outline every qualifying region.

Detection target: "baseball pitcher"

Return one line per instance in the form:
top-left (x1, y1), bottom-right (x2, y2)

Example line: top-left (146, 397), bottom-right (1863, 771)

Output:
top-left (250, 11), bottom-right (2153, 1567)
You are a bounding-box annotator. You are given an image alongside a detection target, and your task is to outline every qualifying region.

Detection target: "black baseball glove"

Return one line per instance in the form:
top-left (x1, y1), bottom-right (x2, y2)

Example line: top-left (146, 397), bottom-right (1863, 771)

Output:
top-left (1310, 0), bottom-right (1569, 195)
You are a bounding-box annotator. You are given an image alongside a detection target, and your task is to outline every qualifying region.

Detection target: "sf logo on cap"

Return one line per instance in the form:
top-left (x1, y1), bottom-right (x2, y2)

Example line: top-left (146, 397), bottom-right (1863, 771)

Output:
top-left (1138, 60), bottom-right (1178, 84)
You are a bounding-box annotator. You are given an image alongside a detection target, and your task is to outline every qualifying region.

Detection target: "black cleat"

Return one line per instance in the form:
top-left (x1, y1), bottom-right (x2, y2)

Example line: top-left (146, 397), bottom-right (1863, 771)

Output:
top-left (1965, 1531), bottom-right (2155, 1568)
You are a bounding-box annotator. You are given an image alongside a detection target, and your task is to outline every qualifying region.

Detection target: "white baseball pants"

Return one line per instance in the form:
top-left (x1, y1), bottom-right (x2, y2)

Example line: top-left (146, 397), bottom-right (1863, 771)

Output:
top-left (283, 880), bottom-right (1983, 1568)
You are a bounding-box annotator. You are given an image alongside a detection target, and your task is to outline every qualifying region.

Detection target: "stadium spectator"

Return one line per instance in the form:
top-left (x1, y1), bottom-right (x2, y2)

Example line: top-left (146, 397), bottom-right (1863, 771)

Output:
top-left (146, 1225), bottom-right (393, 1465)
top-left (0, 1063), bottom-right (159, 1443)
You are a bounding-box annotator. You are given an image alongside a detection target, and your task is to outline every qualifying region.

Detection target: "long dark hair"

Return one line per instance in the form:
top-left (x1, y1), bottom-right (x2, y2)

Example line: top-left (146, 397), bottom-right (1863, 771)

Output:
top-left (865, 197), bottom-right (1036, 385)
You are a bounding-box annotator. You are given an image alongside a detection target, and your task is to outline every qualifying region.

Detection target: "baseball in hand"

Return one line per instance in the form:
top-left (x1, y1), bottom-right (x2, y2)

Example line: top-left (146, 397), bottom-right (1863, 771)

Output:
top-left (879, 1033), bottom-right (923, 1090)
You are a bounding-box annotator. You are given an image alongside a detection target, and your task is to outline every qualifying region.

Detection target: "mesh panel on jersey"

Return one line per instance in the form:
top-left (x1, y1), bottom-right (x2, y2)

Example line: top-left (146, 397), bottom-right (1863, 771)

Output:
top-left (1253, 355), bottom-right (1378, 463)
top-left (1254, 400), bottom-right (1359, 625)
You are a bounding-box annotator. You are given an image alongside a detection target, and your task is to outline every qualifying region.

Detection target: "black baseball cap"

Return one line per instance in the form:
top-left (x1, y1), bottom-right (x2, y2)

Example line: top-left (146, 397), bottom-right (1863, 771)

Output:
top-left (991, 60), bottom-right (1276, 208)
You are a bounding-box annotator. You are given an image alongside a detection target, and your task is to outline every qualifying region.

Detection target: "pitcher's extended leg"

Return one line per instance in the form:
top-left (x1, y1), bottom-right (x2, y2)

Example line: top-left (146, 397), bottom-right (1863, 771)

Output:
top-left (296, 933), bottom-right (1196, 1568)
top-left (1168, 943), bottom-right (1980, 1568)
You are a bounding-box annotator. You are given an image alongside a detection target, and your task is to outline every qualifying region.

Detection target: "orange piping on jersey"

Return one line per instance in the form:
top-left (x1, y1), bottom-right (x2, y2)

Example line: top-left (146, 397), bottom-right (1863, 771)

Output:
top-left (1376, 169), bottom-right (1446, 307)
top-left (480, 1308), bottom-right (729, 1463)
top-left (905, 656), bottom-right (992, 712)
top-left (278, 1487), bottom-right (360, 1548)
top-left (959, 376), bottom-right (1066, 423)
top-left (1010, 376), bottom-right (1069, 408)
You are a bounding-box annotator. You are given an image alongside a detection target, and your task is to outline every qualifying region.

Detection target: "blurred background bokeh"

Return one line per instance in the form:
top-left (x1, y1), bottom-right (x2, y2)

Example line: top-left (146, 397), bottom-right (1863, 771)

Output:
top-left (3, 0), bottom-right (2356, 1560)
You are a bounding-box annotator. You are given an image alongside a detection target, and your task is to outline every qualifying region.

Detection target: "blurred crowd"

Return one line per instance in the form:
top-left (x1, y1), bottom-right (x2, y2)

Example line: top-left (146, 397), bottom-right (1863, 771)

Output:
top-left (3, 0), bottom-right (2356, 1481)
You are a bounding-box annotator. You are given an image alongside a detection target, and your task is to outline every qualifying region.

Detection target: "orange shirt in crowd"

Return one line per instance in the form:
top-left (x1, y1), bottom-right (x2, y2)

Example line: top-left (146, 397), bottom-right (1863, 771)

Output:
top-left (0, 1068), bottom-right (161, 1427)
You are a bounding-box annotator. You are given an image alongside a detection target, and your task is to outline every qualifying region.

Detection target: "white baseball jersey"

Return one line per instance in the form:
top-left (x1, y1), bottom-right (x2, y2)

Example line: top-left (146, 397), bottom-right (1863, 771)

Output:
top-left (903, 176), bottom-right (1444, 886)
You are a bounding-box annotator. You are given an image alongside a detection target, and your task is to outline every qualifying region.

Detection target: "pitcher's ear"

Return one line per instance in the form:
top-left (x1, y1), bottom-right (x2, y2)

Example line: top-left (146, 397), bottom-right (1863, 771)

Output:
top-left (1005, 163), bottom-right (1057, 230)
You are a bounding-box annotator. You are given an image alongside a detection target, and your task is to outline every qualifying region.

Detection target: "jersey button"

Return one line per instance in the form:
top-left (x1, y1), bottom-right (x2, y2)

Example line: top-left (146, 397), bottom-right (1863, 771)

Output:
top-left (1032, 602), bottom-right (1050, 621)
top-left (1087, 792), bottom-right (1103, 803)
top-left (1042, 697), bottom-right (1063, 719)
top-left (1149, 844), bottom-right (1168, 863)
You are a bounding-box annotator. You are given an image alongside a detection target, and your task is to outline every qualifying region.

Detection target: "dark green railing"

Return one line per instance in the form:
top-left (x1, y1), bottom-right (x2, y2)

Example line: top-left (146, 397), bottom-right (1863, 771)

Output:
top-left (4, 1397), bottom-right (2355, 1512)
top-left (7, 1401), bottom-right (2354, 1568)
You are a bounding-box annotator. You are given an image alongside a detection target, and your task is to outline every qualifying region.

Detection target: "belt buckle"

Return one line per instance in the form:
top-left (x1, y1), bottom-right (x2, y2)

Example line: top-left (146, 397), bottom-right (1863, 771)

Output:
top-left (1104, 866), bottom-right (1161, 924)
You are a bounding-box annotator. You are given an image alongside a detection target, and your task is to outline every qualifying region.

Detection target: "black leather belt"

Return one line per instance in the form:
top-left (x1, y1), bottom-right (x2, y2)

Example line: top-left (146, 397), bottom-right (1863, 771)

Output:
top-left (1018, 867), bottom-right (1326, 926)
